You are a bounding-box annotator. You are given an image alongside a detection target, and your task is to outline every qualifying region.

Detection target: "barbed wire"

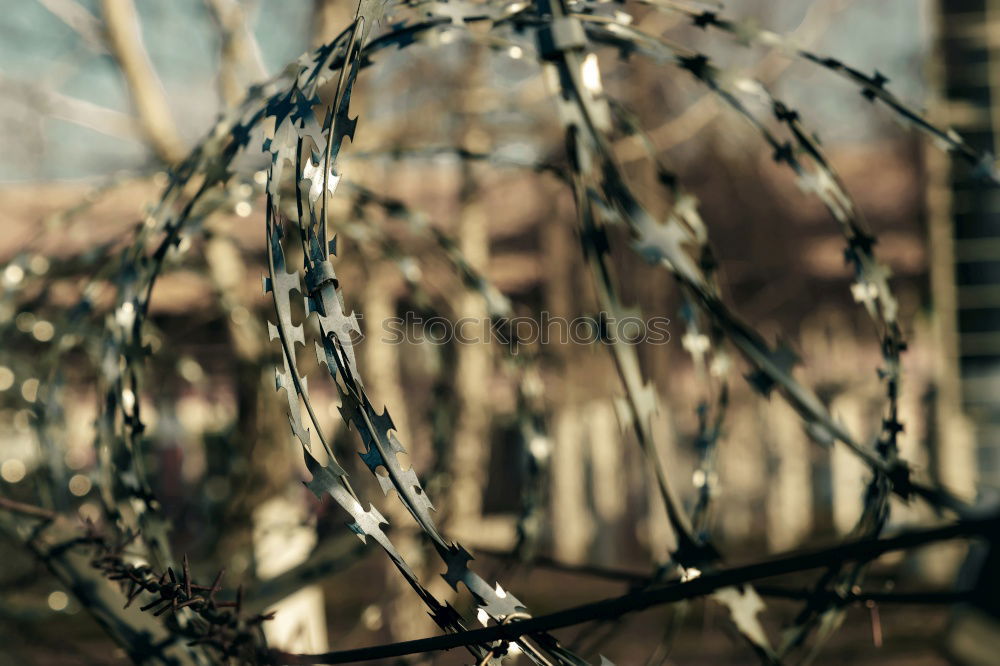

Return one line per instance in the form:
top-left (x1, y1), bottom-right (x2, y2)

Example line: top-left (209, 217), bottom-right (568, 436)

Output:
top-left (272, 513), bottom-right (999, 664)
top-left (1, 1), bottom-right (995, 664)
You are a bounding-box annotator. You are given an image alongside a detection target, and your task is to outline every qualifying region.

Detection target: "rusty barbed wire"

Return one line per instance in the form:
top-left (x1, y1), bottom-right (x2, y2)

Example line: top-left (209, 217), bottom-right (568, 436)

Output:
top-left (81, 523), bottom-right (274, 664)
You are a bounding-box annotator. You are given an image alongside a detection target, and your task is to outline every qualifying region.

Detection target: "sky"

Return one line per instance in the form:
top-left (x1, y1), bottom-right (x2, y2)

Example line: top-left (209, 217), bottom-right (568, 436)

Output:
top-left (0, 0), bottom-right (312, 181)
top-left (0, 0), bottom-right (933, 182)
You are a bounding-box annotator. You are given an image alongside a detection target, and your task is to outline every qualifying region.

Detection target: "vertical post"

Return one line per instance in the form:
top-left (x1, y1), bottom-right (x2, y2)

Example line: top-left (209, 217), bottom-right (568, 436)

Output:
top-left (552, 405), bottom-right (592, 563)
top-left (588, 400), bottom-right (625, 564)
top-left (446, 43), bottom-right (494, 537)
top-left (447, 197), bottom-right (493, 530)
top-left (643, 400), bottom-right (679, 563)
top-left (829, 394), bottom-right (868, 535)
top-left (363, 261), bottom-right (437, 641)
top-left (252, 491), bottom-right (328, 654)
top-left (716, 405), bottom-right (765, 544)
top-left (764, 399), bottom-right (813, 551)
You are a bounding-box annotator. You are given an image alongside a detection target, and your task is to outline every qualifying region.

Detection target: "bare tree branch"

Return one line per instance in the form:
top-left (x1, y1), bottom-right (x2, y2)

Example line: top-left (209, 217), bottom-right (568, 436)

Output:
top-left (36, 0), bottom-right (107, 53)
top-left (0, 74), bottom-right (140, 140)
top-left (99, 0), bottom-right (185, 164)
top-left (0, 496), bottom-right (57, 521)
top-left (204, 0), bottom-right (268, 107)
